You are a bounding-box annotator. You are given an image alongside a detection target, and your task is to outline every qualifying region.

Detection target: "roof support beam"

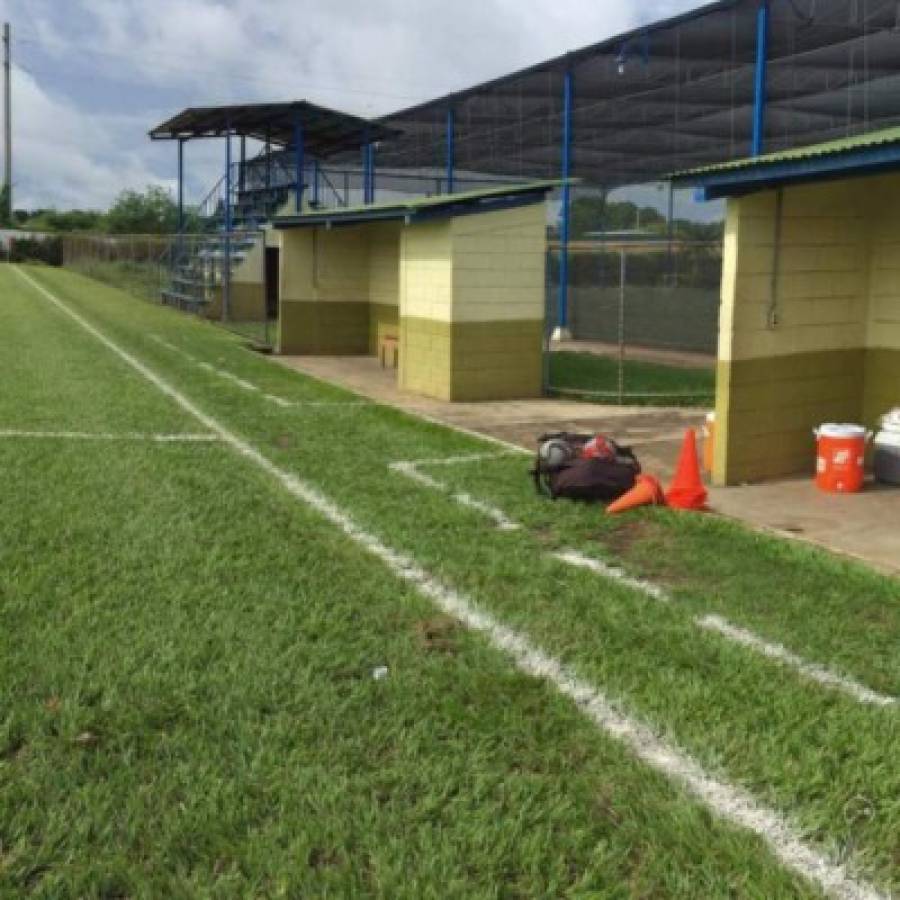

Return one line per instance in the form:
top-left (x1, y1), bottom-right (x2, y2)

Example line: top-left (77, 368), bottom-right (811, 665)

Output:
top-left (223, 127), bottom-right (232, 322)
top-left (294, 110), bottom-right (305, 213)
top-left (752, 0), bottom-right (769, 156)
top-left (445, 106), bottom-right (455, 194)
top-left (177, 138), bottom-right (185, 234)
top-left (556, 67), bottom-right (574, 336)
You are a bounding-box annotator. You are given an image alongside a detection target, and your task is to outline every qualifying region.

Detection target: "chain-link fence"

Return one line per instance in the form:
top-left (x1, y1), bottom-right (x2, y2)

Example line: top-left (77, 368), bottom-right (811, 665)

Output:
top-left (63, 234), bottom-right (169, 304)
top-left (62, 232), bottom-right (274, 348)
top-left (545, 239), bottom-right (720, 407)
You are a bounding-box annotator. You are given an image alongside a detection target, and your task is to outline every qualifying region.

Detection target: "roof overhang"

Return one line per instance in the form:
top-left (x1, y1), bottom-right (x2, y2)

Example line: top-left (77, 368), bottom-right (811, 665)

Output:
top-left (273, 180), bottom-right (563, 230)
top-left (148, 101), bottom-right (400, 158)
top-left (672, 137), bottom-right (900, 200)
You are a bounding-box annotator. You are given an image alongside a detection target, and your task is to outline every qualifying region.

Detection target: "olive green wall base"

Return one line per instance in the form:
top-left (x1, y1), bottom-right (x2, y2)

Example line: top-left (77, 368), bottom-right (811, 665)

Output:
top-left (864, 347), bottom-right (900, 427)
top-left (400, 317), bottom-right (543, 401)
top-left (368, 303), bottom-right (399, 356)
top-left (278, 301), bottom-right (369, 355)
top-left (206, 283), bottom-right (266, 322)
top-left (715, 349), bottom-right (866, 485)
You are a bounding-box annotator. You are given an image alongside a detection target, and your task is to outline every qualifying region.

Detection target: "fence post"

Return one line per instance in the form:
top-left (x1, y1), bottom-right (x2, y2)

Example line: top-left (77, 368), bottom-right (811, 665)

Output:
top-left (618, 248), bottom-right (626, 405)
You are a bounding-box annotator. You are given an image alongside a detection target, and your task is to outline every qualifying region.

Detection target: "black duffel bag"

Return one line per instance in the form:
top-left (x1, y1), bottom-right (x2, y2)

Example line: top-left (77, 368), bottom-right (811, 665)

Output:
top-left (531, 432), bottom-right (640, 503)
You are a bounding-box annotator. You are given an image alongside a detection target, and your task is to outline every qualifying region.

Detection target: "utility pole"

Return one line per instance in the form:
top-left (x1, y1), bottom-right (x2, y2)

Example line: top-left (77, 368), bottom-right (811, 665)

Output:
top-left (3, 22), bottom-right (11, 223)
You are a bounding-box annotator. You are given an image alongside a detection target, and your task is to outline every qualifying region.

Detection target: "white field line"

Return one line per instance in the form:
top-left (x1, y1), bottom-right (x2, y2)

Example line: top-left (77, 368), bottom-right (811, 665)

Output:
top-left (697, 615), bottom-right (897, 709)
top-left (556, 550), bottom-right (896, 708)
top-left (0, 429), bottom-right (218, 443)
top-left (389, 453), bottom-right (522, 531)
top-left (148, 335), bottom-right (364, 409)
top-left (13, 265), bottom-right (888, 900)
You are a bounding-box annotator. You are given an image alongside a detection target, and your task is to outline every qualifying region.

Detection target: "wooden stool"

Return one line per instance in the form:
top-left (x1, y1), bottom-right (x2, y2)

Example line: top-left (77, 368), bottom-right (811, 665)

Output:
top-left (379, 335), bottom-right (399, 369)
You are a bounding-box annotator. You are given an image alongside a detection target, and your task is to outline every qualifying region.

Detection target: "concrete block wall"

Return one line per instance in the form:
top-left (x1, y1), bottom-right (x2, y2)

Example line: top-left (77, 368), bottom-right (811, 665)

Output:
top-left (275, 200), bottom-right (548, 402)
top-left (862, 176), bottom-right (900, 427)
top-left (278, 227), bottom-right (371, 355)
top-left (715, 175), bottom-right (900, 484)
top-left (398, 204), bottom-right (546, 401)
top-left (715, 182), bottom-right (871, 484)
top-left (368, 223), bottom-right (401, 356)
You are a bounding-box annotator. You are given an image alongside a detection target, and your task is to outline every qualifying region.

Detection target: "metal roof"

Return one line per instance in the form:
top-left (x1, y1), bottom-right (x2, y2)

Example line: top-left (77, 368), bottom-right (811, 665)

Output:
top-left (148, 101), bottom-right (399, 157)
top-left (671, 125), bottom-right (900, 198)
top-left (274, 180), bottom-right (562, 229)
top-left (353, 0), bottom-right (900, 188)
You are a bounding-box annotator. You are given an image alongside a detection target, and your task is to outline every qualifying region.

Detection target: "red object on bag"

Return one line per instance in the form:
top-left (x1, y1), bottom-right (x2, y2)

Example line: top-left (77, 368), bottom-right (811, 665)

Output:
top-left (582, 435), bottom-right (615, 461)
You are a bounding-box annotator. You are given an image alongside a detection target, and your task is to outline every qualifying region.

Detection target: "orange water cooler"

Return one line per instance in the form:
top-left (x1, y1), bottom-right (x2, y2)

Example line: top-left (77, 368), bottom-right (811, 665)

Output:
top-left (814, 423), bottom-right (869, 493)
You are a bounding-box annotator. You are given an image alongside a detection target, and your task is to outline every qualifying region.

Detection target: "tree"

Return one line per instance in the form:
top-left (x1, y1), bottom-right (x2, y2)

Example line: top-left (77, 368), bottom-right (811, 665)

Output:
top-left (106, 186), bottom-right (179, 234)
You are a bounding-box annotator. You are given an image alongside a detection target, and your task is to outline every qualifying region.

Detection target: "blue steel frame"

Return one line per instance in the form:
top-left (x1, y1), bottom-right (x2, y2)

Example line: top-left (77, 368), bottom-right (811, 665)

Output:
top-left (445, 106), bottom-right (455, 194)
top-left (223, 127), bottom-right (232, 321)
top-left (363, 142), bottom-right (376, 204)
top-left (362, 136), bottom-right (370, 203)
top-left (177, 138), bottom-right (184, 233)
top-left (312, 159), bottom-right (320, 207)
top-left (557, 68), bottom-right (574, 332)
top-left (294, 111), bottom-right (305, 213)
top-left (752, 0), bottom-right (769, 157)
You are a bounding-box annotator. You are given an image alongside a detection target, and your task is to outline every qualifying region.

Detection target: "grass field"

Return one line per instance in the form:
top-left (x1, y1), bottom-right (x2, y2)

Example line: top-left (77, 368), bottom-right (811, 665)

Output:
top-left (549, 349), bottom-right (715, 406)
top-left (1, 264), bottom-right (898, 898)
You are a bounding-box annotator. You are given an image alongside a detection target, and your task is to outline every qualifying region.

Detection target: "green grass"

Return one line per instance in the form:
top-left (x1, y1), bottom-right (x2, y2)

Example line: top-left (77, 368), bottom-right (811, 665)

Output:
top-left (1, 264), bottom-right (898, 898)
top-left (65, 259), bottom-right (165, 305)
top-left (549, 349), bottom-right (715, 406)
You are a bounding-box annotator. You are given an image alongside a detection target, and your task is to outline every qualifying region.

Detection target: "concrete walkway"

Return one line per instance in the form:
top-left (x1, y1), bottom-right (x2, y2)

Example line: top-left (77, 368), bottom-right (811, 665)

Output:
top-left (275, 354), bottom-right (898, 578)
top-left (276, 355), bottom-right (703, 481)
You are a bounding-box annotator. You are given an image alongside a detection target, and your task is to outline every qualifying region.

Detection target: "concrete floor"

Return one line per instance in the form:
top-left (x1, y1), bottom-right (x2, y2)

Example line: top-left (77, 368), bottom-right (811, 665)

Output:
top-left (275, 354), bottom-right (899, 578)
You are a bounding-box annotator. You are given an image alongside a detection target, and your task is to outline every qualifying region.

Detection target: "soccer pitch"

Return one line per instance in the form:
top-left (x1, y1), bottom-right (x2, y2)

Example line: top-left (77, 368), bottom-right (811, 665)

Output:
top-left (1, 264), bottom-right (897, 898)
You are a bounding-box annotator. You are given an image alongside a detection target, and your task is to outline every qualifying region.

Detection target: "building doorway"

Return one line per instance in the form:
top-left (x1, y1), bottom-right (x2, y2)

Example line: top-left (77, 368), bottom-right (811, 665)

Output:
top-left (265, 247), bottom-right (280, 319)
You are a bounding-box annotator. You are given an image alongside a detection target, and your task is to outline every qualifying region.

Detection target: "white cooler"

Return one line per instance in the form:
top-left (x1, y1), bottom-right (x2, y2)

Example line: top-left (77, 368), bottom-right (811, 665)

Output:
top-left (873, 409), bottom-right (900, 485)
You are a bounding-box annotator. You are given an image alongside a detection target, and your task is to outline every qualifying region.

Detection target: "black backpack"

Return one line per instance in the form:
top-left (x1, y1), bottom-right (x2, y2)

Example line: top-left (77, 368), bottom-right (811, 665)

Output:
top-left (531, 432), bottom-right (640, 503)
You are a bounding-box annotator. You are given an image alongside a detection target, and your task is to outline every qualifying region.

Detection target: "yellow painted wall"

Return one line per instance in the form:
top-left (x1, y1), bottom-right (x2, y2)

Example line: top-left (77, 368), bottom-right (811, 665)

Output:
top-left (276, 201), bottom-right (548, 400)
top-left (715, 174), bottom-right (900, 484)
top-left (451, 203), bottom-right (547, 324)
top-left (397, 203), bottom-right (545, 400)
top-left (278, 226), bottom-right (371, 355)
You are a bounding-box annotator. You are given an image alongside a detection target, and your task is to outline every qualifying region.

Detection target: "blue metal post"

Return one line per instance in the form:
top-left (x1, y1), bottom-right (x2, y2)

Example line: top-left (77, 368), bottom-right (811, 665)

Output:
top-left (445, 106), bottom-right (455, 194)
top-left (177, 138), bottom-right (184, 232)
top-left (362, 142), bottom-right (376, 204)
top-left (557, 69), bottom-right (574, 333)
top-left (312, 158), bottom-right (320, 207)
top-left (294, 111), bottom-right (304, 212)
top-left (265, 127), bottom-right (271, 190)
top-left (752, 0), bottom-right (769, 156)
top-left (223, 128), bottom-right (232, 321)
top-left (361, 140), bottom-right (368, 203)
top-left (239, 135), bottom-right (246, 193)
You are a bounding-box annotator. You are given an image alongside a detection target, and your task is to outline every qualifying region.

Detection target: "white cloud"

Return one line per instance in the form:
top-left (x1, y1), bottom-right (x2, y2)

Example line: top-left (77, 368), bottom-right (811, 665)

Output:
top-left (0, 0), bottom-right (702, 210)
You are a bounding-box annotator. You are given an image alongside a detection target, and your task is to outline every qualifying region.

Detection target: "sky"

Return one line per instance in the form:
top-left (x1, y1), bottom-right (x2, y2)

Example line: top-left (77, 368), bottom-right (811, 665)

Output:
top-left (0, 0), bottom-right (705, 212)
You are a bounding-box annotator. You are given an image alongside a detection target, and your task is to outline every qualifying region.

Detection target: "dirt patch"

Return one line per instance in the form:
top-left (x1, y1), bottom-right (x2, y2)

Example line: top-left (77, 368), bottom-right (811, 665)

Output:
top-left (600, 517), bottom-right (668, 558)
top-left (415, 616), bottom-right (458, 654)
top-left (308, 847), bottom-right (341, 870)
top-left (273, 433), bottom-right (293, 449)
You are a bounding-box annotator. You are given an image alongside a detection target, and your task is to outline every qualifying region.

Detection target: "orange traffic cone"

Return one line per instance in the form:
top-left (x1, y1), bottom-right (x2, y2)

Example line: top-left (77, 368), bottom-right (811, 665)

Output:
top-left (607, 474), bottom-right (665, 515)
top-left (665, 429), bottom-right (708, 511)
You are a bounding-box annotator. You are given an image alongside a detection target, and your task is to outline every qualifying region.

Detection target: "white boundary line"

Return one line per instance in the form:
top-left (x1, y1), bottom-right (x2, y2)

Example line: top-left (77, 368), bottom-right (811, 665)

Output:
top-left (149, 335), bottom-right (364, 409)
top-left (556, 550), bottom-right (896, 708)
top-left (388, 451), bottom-right (896, 709)
top-left (0, 429), bottom-right (219, 443)
top-left (555, 549), bottom-right (672, 603)
top-left (12, 265), bottom-right (888, 900)
top-left (389, 453), bottom-right (522, 531)
top-left (697, 615), bottom-right (897, 709)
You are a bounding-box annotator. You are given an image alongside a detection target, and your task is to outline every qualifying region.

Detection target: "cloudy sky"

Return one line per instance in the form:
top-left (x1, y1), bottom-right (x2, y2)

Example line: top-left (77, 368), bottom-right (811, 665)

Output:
top-left (1, 0), bottom-right (702, 211)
